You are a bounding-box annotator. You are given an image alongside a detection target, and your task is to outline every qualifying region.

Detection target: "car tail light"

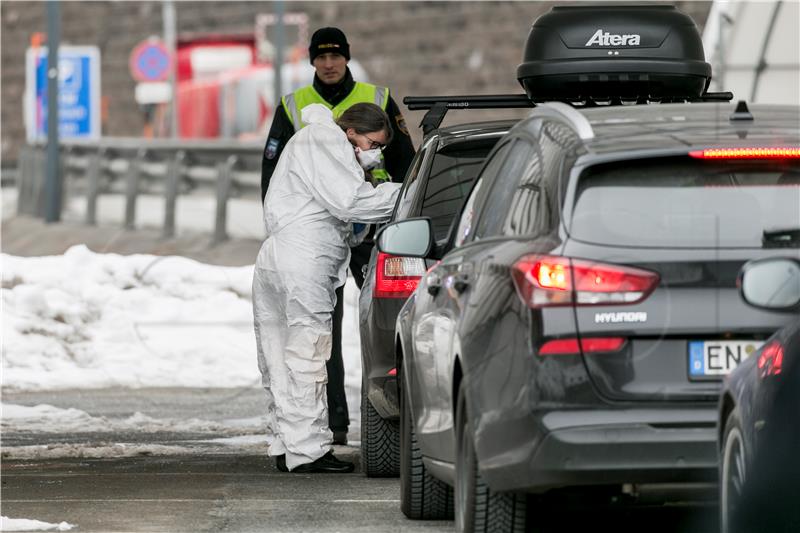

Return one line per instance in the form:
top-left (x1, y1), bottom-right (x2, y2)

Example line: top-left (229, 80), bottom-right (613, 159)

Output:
top-left (511, 255), bottom-right (659, 308)
top-left (374, 252), bottom-right (426, 298)
top-left (689, 147), bottom-right (800, 159)
top-left (757, 341), bottom-right (784, 377)
top-left (539, 337), bottom-right (627, 356)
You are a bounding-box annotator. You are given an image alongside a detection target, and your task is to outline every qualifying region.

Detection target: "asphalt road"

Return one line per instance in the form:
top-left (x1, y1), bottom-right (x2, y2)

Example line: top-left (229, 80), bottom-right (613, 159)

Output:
top-left (2, 389), bottom-right (720, 533)
top-left (1, 453), bottom-right (720, 533)
top-left (3, 388), bottom-right (453, 532)
top-left (1, 454), bottom-right (453, 533)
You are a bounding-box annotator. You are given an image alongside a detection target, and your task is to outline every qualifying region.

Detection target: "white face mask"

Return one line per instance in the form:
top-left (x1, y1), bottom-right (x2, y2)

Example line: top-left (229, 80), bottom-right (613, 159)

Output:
top-left (355, 147), bottom-right (382, 170)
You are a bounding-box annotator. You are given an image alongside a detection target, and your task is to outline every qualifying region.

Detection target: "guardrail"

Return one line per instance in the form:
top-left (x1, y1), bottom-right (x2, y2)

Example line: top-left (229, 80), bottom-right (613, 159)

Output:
top-left (16, 138), bottom-right (264, 244)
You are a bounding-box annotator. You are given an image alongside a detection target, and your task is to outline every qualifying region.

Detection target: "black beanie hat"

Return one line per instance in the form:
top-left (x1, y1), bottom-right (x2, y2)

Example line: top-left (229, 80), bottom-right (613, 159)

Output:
top-left (308, 27), bottom-right (350, 64)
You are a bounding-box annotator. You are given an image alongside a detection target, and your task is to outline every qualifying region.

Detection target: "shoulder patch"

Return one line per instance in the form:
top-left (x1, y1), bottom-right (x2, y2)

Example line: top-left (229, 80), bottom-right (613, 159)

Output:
top-left (265, 137), bottom-right (281, 160)
top-left (395, 114), bottom-right (410, 137)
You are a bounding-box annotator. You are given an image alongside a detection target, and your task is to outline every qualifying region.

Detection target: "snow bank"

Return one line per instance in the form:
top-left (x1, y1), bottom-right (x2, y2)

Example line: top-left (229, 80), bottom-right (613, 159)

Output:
top-left (2, 245), bottom-right (259, 390)
top-left (1, 403), bottom-right (266, 435)
top-left (1, 245), bottom-right (364, 425)
top-left (0, 517), bottom-right (74, 531)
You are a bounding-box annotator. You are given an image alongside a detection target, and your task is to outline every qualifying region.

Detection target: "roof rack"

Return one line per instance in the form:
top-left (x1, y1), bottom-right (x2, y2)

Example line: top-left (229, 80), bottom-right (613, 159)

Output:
top-left (403, 94), bottom-right (535, 135)
top-left (404, 91), bottom-right (735, 136)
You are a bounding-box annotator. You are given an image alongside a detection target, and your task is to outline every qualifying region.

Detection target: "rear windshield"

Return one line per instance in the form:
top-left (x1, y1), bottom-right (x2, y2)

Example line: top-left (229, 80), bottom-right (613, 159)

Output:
top-left (421, 139), bottom-right (498, 241)
top-left (570, 158), bottom-right (800, 248)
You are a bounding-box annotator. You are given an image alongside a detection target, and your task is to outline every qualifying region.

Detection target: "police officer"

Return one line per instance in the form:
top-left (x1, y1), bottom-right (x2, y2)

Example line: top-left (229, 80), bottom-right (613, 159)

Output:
top-left (260, 27), bottom-right (415, 445)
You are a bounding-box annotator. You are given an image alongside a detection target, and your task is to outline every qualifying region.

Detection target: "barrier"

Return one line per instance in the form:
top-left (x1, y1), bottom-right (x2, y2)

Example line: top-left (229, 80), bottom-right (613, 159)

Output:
top-left (16, 138), bottom-right (263, 244)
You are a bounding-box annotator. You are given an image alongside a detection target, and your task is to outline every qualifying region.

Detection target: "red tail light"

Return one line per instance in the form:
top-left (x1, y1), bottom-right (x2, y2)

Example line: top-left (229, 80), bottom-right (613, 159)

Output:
top-left (374, 252), bottom-right (425, 299)
top-left (511, 255), bottom-right (659, 308)
top-left (689, 147), bottom-right (800, 159)
top-left (539, 337), bottom-right (627, 356)
top-left (758, 341), bottom-right (784, 377)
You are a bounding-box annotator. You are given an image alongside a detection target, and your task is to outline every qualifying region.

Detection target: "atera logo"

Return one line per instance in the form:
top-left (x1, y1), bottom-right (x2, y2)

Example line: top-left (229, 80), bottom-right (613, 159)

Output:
top-left (594, 312), bottom-right (648, 324)
top-left (585, 29), bottom-right (641, 47)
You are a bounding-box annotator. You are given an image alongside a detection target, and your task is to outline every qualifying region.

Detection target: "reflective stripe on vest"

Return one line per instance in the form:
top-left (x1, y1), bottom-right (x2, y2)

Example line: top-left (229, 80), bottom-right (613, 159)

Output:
top-left (282, 82), bottom-right (392, 181)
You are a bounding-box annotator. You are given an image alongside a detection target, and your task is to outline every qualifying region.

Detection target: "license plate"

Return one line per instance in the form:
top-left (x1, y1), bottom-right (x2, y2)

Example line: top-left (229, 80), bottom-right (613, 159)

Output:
top-left (688, 340), bottom-right (763, 378)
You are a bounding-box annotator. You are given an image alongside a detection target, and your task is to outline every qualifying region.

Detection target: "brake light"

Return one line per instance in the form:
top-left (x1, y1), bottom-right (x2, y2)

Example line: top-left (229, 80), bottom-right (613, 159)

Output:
top-left (374, 252), bottom-right (425, 298)
top-left (757, 341), bottom-right (784, 377)
top-left (539, 337), bottom-right (627, 356)
top-left (511, 255), bottom-right (659, 308)
top-left (689, 147), bottom-right (800, 159)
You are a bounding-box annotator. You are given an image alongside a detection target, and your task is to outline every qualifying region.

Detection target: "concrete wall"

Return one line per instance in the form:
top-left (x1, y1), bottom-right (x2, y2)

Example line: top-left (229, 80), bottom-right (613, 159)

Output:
top-left (1, 1), bottom-right (711, 164)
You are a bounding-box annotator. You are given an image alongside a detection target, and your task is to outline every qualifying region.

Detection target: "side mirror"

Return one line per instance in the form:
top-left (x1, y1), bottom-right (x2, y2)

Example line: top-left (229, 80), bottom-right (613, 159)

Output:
top-left (375, 218), bottom-right (434, 258)
top-left (739, 258), bottom-right (800, 312)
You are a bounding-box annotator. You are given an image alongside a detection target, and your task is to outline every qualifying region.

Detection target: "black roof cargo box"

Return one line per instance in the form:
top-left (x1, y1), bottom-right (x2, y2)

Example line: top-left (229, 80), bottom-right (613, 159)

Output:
top-left (517, 5), bottom-right (712, 102)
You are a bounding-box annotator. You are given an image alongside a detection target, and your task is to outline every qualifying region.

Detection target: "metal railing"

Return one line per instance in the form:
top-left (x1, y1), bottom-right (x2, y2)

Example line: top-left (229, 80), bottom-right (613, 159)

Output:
top-left (16, 138), bottom-right (264, 244)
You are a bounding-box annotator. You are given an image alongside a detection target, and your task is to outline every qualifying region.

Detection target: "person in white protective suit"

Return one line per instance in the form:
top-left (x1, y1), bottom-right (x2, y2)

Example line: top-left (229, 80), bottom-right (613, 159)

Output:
top-left (253, 102), bottom-right (401, 473)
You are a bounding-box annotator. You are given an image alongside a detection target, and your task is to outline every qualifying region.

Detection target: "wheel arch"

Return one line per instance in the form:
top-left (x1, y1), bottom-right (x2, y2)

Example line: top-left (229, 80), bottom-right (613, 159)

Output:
top-left (718, 391), bottom-right (736, 451)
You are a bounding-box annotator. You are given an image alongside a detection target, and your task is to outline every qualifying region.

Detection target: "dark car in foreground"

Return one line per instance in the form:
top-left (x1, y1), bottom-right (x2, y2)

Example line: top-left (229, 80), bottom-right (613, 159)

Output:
top-left (358, 121), bottom-right (515, 476)
top-left (718, 257), bottom-right (800, 533)
top-left (379, 101), bottom-right (800, 530)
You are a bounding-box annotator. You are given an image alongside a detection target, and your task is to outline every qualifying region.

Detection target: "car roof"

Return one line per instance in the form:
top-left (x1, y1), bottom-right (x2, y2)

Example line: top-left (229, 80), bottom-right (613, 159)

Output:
top-left (433, 120), bottom-right (519, 148)
top-left (567, 103), bottom-right (800, 156)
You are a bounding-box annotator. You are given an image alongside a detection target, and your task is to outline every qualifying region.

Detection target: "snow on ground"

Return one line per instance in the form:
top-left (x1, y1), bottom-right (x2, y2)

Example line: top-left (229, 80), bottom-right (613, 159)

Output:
top-left (1, 245), bottom-right (364, 438)
top-left (0, 516), bottom-right (74, 531)
top-left (2, 244), bottom-right (257, 390)
top-left (1, 403), bottom-right (265, 435)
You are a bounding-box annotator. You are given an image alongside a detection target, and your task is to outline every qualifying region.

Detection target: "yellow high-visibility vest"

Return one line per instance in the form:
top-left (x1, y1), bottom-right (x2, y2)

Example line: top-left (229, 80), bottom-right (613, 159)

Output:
top-left (282, 82), bottom-right (391, 182)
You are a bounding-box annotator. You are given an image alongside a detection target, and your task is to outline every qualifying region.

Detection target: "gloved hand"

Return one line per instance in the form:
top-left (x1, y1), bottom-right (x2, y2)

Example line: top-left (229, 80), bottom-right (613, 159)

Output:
top-left (349, 223), bottom-right (371, 247)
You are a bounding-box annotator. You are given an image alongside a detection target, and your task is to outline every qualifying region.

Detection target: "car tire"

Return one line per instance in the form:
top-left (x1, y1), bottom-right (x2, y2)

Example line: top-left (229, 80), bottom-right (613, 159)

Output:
top-left (455, 384), bottom-right (527, 533)
top-left (399, 365), bottom-right (454, 519)
top-left (360, 379), bottom-right (400, 477)
top-left (720, 408), bottom-right (748, 533)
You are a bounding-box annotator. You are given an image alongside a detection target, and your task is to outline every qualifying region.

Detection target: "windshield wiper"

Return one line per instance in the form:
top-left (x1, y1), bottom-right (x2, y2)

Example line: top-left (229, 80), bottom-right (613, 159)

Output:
top-left (763, 228), bottom-right (800, 248)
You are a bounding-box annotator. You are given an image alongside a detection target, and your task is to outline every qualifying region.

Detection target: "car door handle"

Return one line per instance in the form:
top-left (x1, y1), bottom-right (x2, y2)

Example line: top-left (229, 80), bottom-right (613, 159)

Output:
top-left (426, 272), bottom-right (442, 296)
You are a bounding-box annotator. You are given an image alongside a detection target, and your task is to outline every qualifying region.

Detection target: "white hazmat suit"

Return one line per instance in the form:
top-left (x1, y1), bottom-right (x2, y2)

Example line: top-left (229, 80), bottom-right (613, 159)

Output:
top-left (253, 104), bottom-right (401, 470)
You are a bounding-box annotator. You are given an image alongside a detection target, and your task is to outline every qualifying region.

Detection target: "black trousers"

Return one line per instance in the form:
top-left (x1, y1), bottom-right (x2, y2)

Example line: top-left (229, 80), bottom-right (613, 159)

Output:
top-left (327, 241), bottom-right (373, 432)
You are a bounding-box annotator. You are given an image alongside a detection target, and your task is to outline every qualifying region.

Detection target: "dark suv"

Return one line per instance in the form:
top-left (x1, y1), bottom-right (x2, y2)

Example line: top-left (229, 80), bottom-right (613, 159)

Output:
top-left (379, 101), bottom-right (800, 528)
top-left (358, 120), bottom-right (515, 476)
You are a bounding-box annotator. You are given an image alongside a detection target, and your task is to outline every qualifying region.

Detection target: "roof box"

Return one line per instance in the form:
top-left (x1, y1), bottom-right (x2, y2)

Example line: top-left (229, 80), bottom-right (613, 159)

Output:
top-left (517, 6), bottom-right (712, 102)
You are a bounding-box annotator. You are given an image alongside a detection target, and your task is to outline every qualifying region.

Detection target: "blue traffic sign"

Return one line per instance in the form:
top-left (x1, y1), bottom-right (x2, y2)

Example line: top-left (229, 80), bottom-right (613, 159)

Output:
top-left (25, 46), bottom-right (101, 141)
top-left (130, 40), bottom-right (171, 82)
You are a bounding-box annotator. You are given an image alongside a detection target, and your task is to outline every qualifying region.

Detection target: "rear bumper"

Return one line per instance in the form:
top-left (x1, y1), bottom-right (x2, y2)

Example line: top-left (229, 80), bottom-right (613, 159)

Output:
top-left (479, 408), bottom-right (718, 493)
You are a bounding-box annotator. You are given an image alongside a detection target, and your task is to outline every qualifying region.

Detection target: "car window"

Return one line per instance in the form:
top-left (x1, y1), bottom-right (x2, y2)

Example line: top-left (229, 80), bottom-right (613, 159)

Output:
top-left (394, 144), bottom-right (430, 220)
top-left (571, 158), bottom-right (800, 248)
top-left (454, 178), bottom-right (483, 247)
top-left (472, 140), bottom-right (535, 239)
top-left (453, 140), bottom-right (515, 246)
top-left (420, 139), bottom-right (498, 242)
top-left (501, 122), bottom-right (577, 237)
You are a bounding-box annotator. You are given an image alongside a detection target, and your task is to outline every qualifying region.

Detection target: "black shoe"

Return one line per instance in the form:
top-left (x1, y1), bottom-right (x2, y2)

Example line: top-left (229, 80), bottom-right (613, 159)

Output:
top-left (332, 429), bottom-right (348, 445)
top-left (291, 451), bottom-right (355, 473)
top-left (275, 454), bottom-right (288, 472)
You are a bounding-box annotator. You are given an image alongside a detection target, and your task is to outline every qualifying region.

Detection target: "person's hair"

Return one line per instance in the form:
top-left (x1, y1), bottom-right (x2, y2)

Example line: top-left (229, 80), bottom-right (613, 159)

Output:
top-left (337, 103), bottom-right (393, 145)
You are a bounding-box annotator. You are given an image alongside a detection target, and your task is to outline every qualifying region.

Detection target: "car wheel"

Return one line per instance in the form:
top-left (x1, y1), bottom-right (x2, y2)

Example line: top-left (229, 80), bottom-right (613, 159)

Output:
top-left (399, 365), bottom-right (454, 519)
top-left (360, 379), bottom-right (399, 477)
top-left (721, 409), bottom-right (748, 533)
top-left (455, 384), bottom-right (527, 533)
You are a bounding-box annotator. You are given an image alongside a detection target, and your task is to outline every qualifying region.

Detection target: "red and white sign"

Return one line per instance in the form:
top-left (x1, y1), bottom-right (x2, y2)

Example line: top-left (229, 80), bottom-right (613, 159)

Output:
top-left (129, 39), bottom-right (172, 82)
